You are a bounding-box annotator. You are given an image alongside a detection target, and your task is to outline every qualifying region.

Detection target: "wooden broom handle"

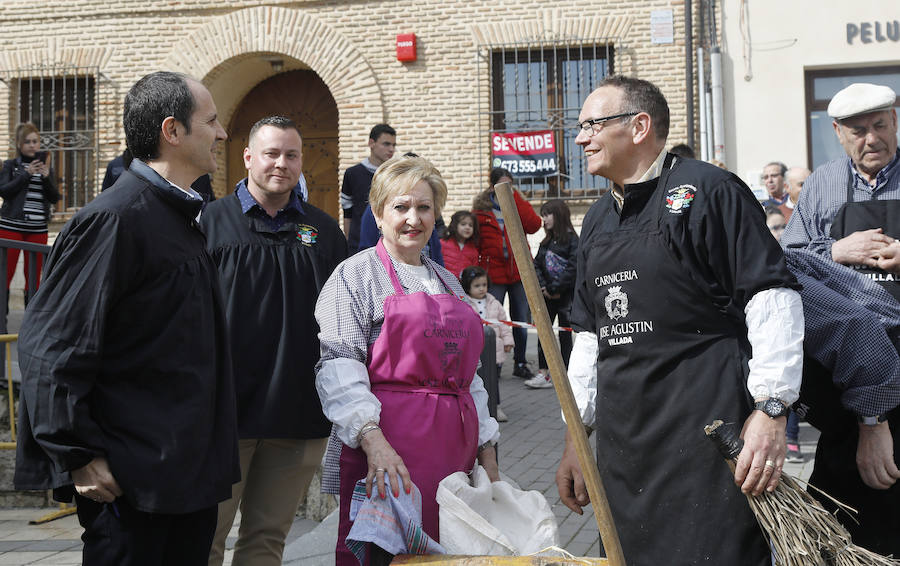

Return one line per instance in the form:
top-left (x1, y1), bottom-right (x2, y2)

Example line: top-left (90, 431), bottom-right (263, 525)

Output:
top-left (493, 182), bottom-right (626, 566)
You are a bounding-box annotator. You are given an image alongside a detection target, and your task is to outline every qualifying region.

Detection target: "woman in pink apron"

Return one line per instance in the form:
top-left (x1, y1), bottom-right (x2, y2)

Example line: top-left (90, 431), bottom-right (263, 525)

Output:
top-left (315, 156), bottom-right (501, 566)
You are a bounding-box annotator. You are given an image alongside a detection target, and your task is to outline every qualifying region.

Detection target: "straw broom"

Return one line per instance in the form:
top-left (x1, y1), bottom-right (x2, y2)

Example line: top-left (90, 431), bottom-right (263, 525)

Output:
top-left (704, 420), bottom-right (899, 566)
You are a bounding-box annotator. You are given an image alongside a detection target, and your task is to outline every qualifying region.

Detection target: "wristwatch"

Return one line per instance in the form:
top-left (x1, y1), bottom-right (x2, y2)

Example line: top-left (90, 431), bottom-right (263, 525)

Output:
top-left (857, 414), bottom-right (888, 426)
top-left (478, 440), bottom-right (497, 453)
top-left (754, 398), bottom-right (789, 419)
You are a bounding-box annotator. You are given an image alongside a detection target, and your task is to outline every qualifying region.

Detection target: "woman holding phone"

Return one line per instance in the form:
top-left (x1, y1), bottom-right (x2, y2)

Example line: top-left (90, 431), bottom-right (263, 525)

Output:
top-left (0, 122), bottom-right (60, 298)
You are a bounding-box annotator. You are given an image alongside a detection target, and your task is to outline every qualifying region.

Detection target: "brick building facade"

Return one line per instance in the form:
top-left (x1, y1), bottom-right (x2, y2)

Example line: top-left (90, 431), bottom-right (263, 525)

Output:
top-left (0, 1), bottom-right (706, 224)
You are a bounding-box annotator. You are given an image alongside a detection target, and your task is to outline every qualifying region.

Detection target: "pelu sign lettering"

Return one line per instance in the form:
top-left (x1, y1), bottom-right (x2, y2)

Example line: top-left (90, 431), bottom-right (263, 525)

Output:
top-left (846, 21), bottom-right (900, 44)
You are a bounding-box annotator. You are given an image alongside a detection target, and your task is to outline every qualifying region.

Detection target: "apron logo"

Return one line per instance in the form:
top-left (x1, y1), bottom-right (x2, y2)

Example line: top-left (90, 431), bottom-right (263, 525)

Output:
top-left (604, 286), bottom-right (629, 320)
top-left (665, 185), bottom-right (696, 214)
top-left (296, 224), bottom-right (319, 246)
top-left (439, 341), bottom-right (462, 378)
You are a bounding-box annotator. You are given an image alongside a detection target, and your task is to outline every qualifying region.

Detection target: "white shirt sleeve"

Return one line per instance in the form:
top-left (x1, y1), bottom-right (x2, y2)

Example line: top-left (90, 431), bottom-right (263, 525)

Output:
top-left (469, 371), bottom-right (500, 445)
top-left (745, 287), bottom-right (804, 405)
top-left (315, 357), bottom-right (381, 448)
top-left (561, 331), bottom-right (598, 427)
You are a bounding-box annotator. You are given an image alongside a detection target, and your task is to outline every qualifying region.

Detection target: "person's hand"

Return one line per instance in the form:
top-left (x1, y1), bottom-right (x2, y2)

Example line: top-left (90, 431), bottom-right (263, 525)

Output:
top-left (71, 457), bottom-right (123, 503)
top-left (832, 229), bottom-right (893, 267)
top-left (478, 445), bottom-right (500, 482)
top-left (360, 429), bottom-right (411, 499)
top-left (25, 160), bottom-right (42, 176)
top-left (735, 410), bottom-right (786, 495)
top-left (556, 429), bottom-right (590, 513)
top-left (503, 344), bottom-right (513, 353)
top-left (36, 160), bottom-right (50, 178)
top-left (541, 286), bottom-right (551, 299)
top-left (876, 241), bottom-right (900, 275)
top-left (856, 421), bottom-right (900, 490)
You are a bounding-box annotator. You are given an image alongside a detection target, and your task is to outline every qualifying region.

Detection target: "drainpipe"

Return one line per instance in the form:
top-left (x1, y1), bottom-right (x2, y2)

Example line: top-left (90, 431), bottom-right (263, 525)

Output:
top-left (685, 0), bottom-right (694, 149)
top-left (710, 46), bottom-right (726, 164)
top-left (697, 46), bottom-right (709, 161)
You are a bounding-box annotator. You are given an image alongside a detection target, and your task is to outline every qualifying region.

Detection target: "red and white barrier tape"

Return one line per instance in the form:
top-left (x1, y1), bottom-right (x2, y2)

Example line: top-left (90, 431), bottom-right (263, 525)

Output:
top-left (480, 317), bottom-right (575, 333)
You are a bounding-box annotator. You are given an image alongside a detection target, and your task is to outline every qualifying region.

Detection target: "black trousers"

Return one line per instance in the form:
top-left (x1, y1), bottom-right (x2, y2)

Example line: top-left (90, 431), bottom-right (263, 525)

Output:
top-left (536, 295), bottom-right (573, 370)
top-left (75, 494), bottom-right (217, 566)
top-left (809, 418), bottom-right (900, 558)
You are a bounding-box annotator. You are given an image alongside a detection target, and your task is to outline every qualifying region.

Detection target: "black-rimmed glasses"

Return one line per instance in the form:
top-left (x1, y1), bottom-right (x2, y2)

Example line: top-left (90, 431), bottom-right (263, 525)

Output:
top-left (576, 112), bottom-right (639, 135)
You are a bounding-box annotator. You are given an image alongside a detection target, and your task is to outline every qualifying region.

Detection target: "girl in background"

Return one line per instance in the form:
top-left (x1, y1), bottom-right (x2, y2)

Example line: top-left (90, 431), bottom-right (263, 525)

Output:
top-left (0, 122), bottom-right (60, 299)
top-left (441, 210), bottom-right (479, 278)
top-left (460, 265), bottom-right (513, 422)
top-left (525, 199), bottom-right (578, 389)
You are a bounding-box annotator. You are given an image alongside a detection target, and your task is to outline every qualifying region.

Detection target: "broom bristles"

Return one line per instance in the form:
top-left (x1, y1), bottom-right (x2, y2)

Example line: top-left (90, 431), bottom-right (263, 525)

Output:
top-left (705, 420), bottom-right (899, 566)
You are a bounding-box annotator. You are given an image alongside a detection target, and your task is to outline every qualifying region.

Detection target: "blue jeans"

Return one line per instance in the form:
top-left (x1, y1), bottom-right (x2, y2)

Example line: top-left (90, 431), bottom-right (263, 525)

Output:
top-left (786, 410), bottom-right (800, 442)
top-left (488, 281), bottom-right (530, 366)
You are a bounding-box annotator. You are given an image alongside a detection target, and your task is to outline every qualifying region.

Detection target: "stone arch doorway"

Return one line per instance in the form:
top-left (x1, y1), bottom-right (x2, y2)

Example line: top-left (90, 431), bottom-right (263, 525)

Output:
top-left (226, 70), bottom-right (339, 218)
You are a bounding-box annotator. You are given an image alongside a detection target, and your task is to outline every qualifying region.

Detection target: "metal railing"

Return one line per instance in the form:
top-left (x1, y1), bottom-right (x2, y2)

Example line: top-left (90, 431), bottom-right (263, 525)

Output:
top-left (0, 334), bottom-right (17, 450)
top-left (0, 238), bottom-right (51, 335)
top-left (0, 237), bottom-right (50, 450)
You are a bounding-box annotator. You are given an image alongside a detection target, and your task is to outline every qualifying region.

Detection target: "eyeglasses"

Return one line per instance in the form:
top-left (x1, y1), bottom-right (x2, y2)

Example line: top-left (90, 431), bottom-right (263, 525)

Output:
top-left (576, 112), bottom-right (639, 136)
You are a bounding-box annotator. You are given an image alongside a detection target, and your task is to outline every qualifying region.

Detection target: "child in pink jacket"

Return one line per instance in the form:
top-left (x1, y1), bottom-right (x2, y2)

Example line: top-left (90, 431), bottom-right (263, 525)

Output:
top-left (460, 265), bottom-right (514, 421)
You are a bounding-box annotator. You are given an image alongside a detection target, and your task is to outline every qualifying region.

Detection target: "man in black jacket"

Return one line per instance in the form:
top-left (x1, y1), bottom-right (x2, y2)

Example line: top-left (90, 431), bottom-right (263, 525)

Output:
top-left (202, 116), bottom-right (346, 566)
top-left (14, 71), bottom-right (239, 565)
top-left (340, 123), bottom-right (396, 250)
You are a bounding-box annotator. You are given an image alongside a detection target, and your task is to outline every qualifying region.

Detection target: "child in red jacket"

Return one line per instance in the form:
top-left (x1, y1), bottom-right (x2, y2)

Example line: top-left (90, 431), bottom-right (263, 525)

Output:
top-left (472, 168), bottom-right (542, 379)
top-left (440, 210), bottom-right (480, 278)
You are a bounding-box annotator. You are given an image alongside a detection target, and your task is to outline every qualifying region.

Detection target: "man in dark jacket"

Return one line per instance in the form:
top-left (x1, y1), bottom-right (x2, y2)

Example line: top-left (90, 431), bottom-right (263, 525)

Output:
top-left (201, 116), bottom-right (347, 566)
top-left (14, 71), bottom-right (239, 565)
top-left (340, 124), bottom-right (396, 250)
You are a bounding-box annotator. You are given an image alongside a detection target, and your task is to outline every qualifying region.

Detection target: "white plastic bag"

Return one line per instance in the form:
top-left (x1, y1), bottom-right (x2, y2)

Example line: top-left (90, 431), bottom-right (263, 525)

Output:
top-left (436, 465), bottom-right (559, 555)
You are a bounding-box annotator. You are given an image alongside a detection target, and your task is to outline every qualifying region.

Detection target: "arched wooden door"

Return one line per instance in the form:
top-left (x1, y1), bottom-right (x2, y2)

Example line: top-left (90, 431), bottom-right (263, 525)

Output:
top-left (226, 70), bottom-right (339, 219)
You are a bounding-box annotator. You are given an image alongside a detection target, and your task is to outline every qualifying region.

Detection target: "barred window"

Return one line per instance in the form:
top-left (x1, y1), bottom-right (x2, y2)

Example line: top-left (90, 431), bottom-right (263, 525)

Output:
top-left (486, 44), bottom-right (613, 200)
top-left (4, 66), bottom-right (99, 212)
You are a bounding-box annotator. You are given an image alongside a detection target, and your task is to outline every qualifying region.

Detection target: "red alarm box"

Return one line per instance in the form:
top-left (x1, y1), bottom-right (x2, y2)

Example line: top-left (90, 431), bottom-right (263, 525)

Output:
top-left (396, 34), bottom-right (417, 62)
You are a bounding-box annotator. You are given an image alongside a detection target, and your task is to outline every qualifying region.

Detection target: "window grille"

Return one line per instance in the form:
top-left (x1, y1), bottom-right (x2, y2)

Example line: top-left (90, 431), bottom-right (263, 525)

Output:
top-left (1, 65), bottom-right (100, 212)
top-left (479, 42), bottom-right (615, 200)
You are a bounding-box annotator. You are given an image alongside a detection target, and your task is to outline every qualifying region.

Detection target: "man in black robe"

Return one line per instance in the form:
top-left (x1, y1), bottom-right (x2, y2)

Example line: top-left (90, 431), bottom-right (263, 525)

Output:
top-left (202, 116), bottom-right (346, 566)
top-left (14, 71), bottom-right (239, 565)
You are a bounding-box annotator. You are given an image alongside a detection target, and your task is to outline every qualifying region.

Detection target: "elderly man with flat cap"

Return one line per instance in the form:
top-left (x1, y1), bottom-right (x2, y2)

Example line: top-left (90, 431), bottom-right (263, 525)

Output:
top-left (783, 83), bottom-right (900, 296)
top-left (783, 82), bottom-right (900, 556)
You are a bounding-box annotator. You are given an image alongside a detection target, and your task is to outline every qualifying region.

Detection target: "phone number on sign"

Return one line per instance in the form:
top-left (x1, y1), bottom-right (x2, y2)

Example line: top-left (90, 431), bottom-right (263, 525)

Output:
top-left (491, 157), bottom-right (557, 175)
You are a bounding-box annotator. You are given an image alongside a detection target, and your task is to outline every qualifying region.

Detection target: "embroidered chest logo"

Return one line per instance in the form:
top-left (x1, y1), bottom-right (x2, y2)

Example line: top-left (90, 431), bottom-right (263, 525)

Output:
top-left (296, 224), bottom-right (319, 246)
top-left (665, 185), bottom-right (697, 214)
top-left (604, 286), bottom-right (629, 320)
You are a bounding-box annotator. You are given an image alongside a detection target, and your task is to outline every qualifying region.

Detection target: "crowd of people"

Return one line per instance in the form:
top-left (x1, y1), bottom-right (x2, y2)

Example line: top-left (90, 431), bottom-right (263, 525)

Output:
top-left (6, 68), bottom-right (900, 566)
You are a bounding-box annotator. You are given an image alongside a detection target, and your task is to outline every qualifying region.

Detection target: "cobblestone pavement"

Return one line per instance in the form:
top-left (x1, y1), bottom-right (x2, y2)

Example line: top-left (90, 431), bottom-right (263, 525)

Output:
top-left (0, 332), bottom-right (820, 564)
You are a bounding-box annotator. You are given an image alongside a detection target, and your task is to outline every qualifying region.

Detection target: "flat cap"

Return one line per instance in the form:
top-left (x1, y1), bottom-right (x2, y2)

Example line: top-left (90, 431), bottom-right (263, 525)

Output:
top-left (828, 83), bottom-right (896, 120)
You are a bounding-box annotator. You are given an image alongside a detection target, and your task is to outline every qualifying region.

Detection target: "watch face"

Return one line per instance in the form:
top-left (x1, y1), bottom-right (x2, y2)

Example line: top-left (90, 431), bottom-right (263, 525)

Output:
top-left (764, 399), bottom-right (786, 417)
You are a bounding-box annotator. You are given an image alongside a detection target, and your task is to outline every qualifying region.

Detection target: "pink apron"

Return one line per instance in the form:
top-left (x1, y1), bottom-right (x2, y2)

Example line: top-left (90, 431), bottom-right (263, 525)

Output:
top-left (336, 240), bottom-right (483, 565)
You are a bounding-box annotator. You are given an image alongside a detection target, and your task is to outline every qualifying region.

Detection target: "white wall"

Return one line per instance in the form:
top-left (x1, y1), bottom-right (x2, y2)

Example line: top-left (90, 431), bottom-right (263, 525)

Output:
top-left (720, 0), bottom-right (900, 189)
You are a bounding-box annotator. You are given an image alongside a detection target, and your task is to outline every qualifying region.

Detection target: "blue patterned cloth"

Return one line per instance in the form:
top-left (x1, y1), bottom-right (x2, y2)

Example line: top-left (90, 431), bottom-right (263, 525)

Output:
top-left (346, 477), bottom-right (444, 564)
top-left (785, 247), bottom-right (900, 416)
